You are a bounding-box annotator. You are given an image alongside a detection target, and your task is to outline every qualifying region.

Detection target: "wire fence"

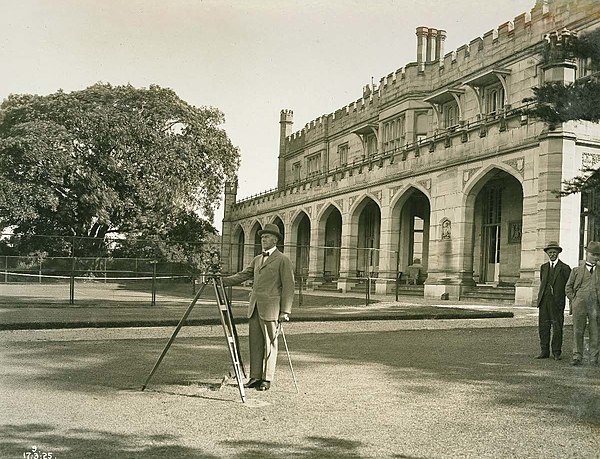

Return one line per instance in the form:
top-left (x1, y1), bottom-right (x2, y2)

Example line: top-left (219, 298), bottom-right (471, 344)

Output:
top-left (0, 237), bottom-right (427, 307)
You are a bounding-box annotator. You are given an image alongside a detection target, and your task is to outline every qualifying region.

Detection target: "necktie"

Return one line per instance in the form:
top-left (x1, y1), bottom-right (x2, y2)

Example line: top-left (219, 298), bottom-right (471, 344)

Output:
top-left (262, 251), bottom-right (269, 257)
top-left (586, 263), bottom-right (594, 274)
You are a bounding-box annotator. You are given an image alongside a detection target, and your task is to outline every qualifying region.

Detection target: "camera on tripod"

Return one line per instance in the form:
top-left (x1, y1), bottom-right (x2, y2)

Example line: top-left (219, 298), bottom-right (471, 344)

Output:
top-left (207, 250), bottom-right (221, 277)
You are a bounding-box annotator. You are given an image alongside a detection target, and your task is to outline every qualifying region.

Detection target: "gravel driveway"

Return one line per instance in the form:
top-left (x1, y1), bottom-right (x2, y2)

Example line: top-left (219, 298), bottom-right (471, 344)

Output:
top-left (1, 314), bottom-right (599, 458)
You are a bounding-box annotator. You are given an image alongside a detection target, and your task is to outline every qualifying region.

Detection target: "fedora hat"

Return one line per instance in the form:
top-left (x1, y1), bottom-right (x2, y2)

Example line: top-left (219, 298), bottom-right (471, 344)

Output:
top-left (258, 223), bottom-right (282, 240)
top-left (544, 241), bottom-right (562, 253)
top-left (586, 241), bottom-right (600, 254)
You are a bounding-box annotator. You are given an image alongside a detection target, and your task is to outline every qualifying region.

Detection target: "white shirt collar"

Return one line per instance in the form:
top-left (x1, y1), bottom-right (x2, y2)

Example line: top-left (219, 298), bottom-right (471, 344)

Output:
top-left (264, 247), bottom-right (277, 256)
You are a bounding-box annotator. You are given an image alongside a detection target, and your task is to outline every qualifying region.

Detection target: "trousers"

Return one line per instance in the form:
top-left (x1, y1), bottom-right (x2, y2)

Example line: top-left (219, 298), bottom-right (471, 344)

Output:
top-left (572, 299), bottom-right (599, 362)
top-left (538, 296), bottom-right (564, 356)
top-left (248, 307), bottom-right (279, 381)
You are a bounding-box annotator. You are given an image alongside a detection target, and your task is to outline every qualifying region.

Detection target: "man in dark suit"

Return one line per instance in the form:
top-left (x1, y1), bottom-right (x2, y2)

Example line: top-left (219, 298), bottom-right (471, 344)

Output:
top-left (536, 241), bottom-right (571, 360)
top-left (222, 223), bottom-right (295, 391)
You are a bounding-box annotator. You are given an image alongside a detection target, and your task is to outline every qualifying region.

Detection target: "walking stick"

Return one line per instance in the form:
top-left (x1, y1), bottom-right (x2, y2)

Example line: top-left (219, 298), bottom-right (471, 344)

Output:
top-left (277, 319), bottom-right (299, 393)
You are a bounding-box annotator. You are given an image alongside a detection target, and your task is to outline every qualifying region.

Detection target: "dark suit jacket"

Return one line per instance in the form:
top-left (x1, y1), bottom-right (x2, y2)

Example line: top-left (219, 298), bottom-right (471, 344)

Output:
top-left (537, 259), bottom-right (571, 308)
top-left (222, 249), bottom-right (295, 321)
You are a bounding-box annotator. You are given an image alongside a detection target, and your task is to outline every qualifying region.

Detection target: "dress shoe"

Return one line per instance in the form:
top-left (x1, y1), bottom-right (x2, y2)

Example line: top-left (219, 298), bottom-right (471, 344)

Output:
top-left (553, 354), bottom-right (562, 361)
top-left (571, 359), bottom-right (582, 366)
top-left (257, 380), bottom-right (271, 391)
top-left (535, 354), bottom-right (550, 359)
top-left (244, 378), bottom-right (262, 389)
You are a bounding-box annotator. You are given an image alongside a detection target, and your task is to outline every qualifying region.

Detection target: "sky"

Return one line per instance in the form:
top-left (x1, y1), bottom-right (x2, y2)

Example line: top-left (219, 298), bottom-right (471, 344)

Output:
top-left (0, 0), bottom-right (536, 229)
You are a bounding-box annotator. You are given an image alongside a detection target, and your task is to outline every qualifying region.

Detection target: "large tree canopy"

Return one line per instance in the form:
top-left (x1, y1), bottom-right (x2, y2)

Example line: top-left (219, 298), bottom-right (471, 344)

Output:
top-left (0, 83), bottom-right (239, 256)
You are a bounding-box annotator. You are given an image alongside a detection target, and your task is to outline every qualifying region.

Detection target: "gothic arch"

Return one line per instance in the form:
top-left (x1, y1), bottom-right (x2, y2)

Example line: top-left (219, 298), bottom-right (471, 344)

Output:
top-left (462, 166), bottom-right (524, 285)
top-left (462, 163), bottom-right (523, 208)
top-left (316, 201), bottom-right (342, 223)
top-left (389, 183), bottom-right (431, 217)
top-left (349, 193), bottom-right (382, 218)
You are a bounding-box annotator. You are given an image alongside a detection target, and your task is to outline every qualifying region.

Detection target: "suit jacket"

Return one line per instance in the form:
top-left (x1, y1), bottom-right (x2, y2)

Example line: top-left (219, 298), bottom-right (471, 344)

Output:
top-left (537, 259), bottom-right (571, 308)
top-left (222, 249), bottom-right (295, 321)
top-left (565, 261), bottom-right (600, 306)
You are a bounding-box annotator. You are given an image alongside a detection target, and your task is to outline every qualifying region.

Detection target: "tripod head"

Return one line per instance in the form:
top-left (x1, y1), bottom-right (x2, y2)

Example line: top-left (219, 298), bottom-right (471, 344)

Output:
top-left (207, 250), bottom-right (222, 277)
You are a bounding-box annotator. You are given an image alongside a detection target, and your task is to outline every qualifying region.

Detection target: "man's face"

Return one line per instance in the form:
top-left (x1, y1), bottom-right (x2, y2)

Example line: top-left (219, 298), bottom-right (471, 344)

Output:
top-left (586, 251), bottom-right (600, 265)
top-left (261, 234), bottom-right (278, 251)
top-left (546, 249), bottom-right (560, 262)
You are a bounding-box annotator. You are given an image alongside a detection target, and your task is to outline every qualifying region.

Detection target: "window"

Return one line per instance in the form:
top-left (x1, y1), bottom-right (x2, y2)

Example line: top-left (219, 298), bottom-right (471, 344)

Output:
top-left (577, 57), bottom-right (599, 79)
top-left (338, 143), bottom-right (348, 166)
top-left (383, 116), bottom-right (405, 153)
top-left (292, 162), bottom-right (301, 182)
top-left (484, 85), bottom-right (505, 117)
top-left (415, 112), bottom-right (428, 144)
top-left (411, 216), bottom-right (424, 264)
top-left (307, 153), bottom-right (321, 176)
top-left (443, 101), bottom-right (459, 129)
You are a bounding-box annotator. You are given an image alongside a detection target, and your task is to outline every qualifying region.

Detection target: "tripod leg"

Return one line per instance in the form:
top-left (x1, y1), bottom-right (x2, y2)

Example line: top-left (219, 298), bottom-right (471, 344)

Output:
top-left (279, 324), bottom-right (299, 393)
top-left (219, 279), bottom-right (246, 378)
top-left (212, 278), bottom-right (246, 403)
top-left (141, 281), bottom-right (209, 391)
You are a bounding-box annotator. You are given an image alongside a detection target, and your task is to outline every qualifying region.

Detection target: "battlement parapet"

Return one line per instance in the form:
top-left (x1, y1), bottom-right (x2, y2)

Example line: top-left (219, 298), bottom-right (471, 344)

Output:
top-left (282, 1), bottom-right (600, 151)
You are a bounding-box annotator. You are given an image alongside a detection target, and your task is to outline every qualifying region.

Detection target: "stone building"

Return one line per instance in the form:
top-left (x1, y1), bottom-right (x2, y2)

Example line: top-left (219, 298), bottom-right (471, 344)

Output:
top-left (221, 0), bottom-right (600, 305)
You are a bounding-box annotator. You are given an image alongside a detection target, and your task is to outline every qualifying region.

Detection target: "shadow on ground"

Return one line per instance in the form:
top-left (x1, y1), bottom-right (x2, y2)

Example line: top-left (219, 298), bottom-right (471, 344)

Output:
top-left (0, 423), bottom-right (215, 459)
top-left (2, 325), bottom-right (599, 426)
top-left (0, 424), bottom-right (369, 459)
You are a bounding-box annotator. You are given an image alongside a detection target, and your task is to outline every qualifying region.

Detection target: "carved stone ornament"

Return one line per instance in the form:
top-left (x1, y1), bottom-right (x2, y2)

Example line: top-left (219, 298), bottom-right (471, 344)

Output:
top-left (441, 218), bottom-right (452, 240)
top-left (504, 157), bottom-right (525, 176)
top-left (583, 152), bottom-right (600, 169)
top-left (462, 167), bottom-right (481, 186)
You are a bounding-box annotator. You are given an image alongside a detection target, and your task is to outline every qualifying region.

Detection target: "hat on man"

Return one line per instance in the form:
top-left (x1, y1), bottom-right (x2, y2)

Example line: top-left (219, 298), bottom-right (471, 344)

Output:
top-left (544, 241), bottom-right (562, 253)
top-left (586, 241), bottom-right (600, 254)
top-left (258, 223), bottom-right (282, 240)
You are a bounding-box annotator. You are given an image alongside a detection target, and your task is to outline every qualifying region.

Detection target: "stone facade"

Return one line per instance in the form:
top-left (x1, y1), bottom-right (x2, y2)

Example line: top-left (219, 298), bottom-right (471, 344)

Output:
top-left (221, 0), bottom-right (600, 305)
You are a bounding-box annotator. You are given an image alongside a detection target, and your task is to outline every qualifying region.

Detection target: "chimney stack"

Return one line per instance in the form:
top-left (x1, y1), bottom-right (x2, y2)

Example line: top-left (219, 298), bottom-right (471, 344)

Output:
top-left (416, 26), bottom-right (429, 70)
top-left (416, 26), bottom-right (447, 68)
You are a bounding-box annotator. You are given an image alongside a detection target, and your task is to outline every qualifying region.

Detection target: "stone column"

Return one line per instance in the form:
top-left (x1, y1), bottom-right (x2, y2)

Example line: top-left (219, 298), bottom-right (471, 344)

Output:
top-left (307, 223), bottom-right (321, 289)
top-left (376, 195), bottom-right (395, 294)
top-left (337, 211), bottom-right (357, 293)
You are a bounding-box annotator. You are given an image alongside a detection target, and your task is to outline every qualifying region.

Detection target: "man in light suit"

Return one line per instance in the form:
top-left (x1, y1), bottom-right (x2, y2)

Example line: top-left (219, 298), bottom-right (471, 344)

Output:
top-left (535, 241), bottom-right (571, 360)
top-left (222, 223), bottom-right (295, 390)
top-left (565, 241), bottom-right (600, 366)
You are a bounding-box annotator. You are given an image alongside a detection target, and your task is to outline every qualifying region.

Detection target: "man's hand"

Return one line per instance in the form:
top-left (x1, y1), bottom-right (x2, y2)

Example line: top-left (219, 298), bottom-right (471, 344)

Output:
top-left (278, 312), bottom-right (290, 322)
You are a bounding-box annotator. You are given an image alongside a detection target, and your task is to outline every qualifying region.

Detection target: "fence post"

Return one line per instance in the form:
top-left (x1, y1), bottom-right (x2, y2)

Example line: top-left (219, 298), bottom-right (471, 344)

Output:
top-left (298, 272), bottom-right (303, 308)
top-left (4, 255), bottom-right (7, 283)
top-left (151, 261), bottom-right (157, 306)
top-left (70, 257), bottom-right (75, 305)
top-left (366, 273), bottom-right (370, 306)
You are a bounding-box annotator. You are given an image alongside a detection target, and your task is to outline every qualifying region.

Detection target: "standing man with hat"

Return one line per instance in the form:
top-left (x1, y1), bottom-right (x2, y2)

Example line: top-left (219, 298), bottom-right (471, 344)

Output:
top-left (565, 241), bottom-right (600, 366)
top-left (536, 241), bottom-right (571, 360)
top-left (222, 223), bottom-right (295, 390)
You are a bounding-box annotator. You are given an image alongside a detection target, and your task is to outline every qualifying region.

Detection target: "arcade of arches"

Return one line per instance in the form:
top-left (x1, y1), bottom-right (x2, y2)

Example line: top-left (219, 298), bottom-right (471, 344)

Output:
top-left (226, 168), bottom-right (529, 297)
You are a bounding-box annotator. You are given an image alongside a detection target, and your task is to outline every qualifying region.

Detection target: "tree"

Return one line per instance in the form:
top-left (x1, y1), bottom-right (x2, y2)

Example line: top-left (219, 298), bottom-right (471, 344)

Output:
top-left (0, 83), bottom-right (239, 256)
top-left (525, 28), bottom-right (600, 196)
